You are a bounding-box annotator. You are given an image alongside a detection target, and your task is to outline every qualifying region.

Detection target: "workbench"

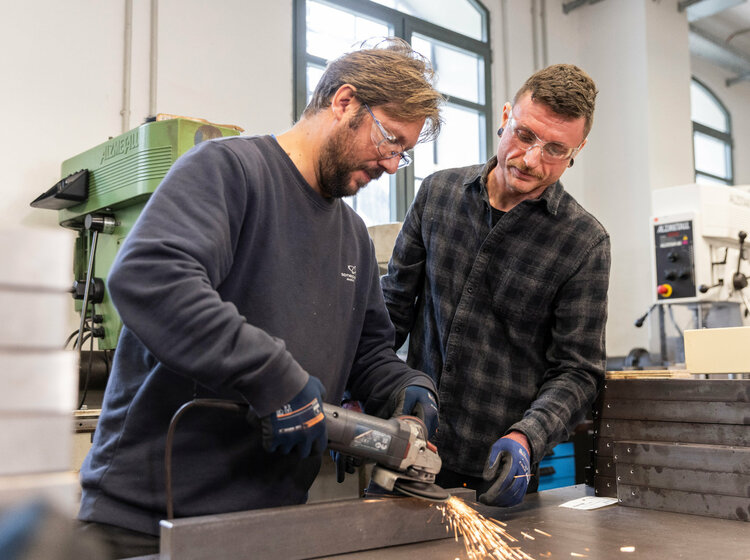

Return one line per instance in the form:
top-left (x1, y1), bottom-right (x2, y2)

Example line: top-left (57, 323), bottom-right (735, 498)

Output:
top-left (132, 484), bottom-right (749, 559)
top-left (322, 485), bottom-right (749, 559)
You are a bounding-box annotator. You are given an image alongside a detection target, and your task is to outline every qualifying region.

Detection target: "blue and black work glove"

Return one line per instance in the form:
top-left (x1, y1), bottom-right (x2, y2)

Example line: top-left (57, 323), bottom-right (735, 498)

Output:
top-left (260, 376), bottom-right (327, 457)
top-left (392, 385), bottom-right (439, 439)
top-left (478, 436), bottom-right (531, 507)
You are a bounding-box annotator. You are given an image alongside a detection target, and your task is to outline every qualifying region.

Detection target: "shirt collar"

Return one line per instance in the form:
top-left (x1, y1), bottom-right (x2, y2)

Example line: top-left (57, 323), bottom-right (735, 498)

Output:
top-left (465, 155), bottom-right (564, 216)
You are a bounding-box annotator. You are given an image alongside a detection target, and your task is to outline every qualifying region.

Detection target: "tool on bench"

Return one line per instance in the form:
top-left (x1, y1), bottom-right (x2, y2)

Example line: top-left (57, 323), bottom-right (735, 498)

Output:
top-left (324, 403), bottom-right (449, 502)
top-left (164, 399), bottom-right (449, 519)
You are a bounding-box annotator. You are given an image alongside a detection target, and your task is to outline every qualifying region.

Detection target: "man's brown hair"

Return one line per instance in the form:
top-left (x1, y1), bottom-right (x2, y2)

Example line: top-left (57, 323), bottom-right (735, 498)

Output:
top-left (303, 37), bottom-right (444, 142)
top-left (514, 64), bottom-right (598, 138)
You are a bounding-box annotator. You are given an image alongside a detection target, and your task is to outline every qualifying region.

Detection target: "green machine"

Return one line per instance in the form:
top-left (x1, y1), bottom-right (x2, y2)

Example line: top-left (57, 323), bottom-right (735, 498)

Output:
top-left (31, 116), bottom-right (242, 350)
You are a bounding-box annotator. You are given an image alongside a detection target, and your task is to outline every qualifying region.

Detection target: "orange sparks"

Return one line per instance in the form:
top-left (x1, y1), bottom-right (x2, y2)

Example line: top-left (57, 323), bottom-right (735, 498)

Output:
top-left (436, 496), bottom-right (536, 560)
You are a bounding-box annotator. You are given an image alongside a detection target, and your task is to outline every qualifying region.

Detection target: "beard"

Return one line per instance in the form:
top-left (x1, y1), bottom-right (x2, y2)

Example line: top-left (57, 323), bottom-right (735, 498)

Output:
top-left (316, 124), bottom-right (383, 198)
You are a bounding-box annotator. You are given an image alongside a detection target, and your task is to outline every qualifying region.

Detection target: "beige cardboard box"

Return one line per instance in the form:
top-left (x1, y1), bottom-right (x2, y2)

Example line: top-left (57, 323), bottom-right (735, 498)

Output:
top-left (684, 326), bottom-right (750, 374)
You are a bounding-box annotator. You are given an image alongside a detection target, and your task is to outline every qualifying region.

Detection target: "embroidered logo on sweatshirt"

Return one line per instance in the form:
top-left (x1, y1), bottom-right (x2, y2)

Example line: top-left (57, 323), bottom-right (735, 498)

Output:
top-left (341, 265), bottom-right (357, 283)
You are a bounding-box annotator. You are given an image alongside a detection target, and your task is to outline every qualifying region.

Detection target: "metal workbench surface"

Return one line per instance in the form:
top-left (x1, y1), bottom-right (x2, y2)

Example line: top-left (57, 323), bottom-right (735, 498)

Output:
top-left (319, 485), bottom-right (750, 560)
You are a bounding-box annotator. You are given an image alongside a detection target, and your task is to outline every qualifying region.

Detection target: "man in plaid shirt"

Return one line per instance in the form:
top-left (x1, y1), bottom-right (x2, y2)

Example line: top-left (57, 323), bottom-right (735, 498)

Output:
top-left (381, 64), bottom-right (610, 507)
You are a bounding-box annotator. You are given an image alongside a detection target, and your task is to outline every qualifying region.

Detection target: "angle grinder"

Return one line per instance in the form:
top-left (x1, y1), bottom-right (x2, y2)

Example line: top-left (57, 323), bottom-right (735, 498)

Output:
top-left (323, 403), bottom-right (450, 502)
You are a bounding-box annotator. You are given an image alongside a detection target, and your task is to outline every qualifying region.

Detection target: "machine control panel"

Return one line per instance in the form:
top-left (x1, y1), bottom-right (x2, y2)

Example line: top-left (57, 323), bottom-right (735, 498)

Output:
top-left (654, 220), bottom-right (696, 299)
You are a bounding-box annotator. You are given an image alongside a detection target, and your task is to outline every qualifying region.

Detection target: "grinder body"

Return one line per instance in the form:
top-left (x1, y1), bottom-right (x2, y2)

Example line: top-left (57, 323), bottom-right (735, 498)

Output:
top-left (323, 403), bottom-right (447, 500)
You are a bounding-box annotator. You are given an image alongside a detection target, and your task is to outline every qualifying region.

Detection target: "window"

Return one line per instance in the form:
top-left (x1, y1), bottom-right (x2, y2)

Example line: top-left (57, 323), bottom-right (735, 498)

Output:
top-left (690, 78), bottom-right (733, 185)
top-left (294, 0), bottom-right (491, 225)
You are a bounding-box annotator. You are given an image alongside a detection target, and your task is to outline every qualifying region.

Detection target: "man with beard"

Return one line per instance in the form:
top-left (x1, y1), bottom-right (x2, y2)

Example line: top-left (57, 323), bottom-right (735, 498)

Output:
top-left (381, 64), bottom-right (610, 508)
top-left (78, 38), bottom-right (443, 558)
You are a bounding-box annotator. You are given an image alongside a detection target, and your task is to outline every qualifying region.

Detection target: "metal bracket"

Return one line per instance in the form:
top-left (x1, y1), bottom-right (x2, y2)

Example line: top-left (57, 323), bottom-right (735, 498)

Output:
top-left (159, 487), bottom-right (476, 560)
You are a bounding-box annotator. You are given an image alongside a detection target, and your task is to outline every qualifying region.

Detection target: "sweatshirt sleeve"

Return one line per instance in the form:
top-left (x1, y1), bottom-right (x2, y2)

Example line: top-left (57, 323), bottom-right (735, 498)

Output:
top-left (107, 140), bottom-right (308, 417)
top-left (346, 239), bottom-right (436, 417)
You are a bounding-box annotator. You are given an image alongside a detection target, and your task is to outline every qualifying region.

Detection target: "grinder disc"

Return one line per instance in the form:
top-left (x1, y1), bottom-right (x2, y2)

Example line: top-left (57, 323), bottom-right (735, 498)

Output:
top-left (393, 479), bottom-right (450, 502)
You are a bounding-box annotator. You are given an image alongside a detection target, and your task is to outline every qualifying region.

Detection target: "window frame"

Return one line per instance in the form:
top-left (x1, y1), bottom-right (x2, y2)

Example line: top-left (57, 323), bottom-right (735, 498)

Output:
top-left (293, 0), bottom-right (492, 221)
top-left (690, 77), bottom-right (734, 186)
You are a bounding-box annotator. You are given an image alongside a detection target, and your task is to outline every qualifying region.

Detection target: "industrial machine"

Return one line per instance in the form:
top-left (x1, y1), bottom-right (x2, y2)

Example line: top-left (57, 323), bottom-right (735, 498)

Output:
top-left (634, 183), bottom-right (750, 366)
top-left (31, 116), bottom-right (242, 351)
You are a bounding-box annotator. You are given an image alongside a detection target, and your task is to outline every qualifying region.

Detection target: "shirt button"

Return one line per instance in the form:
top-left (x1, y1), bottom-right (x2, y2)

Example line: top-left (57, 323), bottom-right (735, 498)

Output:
top-left (467, 287), bottom-right (473, 294)
top-left (445, 364), bottom-right (452, 372)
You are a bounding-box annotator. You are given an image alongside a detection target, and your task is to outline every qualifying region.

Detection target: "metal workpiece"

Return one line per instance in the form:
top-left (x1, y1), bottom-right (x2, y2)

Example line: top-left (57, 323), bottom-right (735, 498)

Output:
top-left (318, 486), bottom-right (750, 560)
top-left (601, 398), bottom-right (750, 424)
top-left (617, 483), bottom-right (750, 522)
top-left (613, 441), bottom-right (750, 473)
top-left (158, 488), bottom-right (476, 560)
top-left (592, 475), bottom-right (617, 497)
top-left (600, 378), bottom-right (750, 402)
top-left (613, 441), bottom-right (750, 521)
top-left (599, 419), bottom-right (748, 447)
top-left (131, 486), bottom-right (750, 560)
top-left (617, 463), bottom-right (750, 498)
top-left (593, 456), bottom-right (616, 478)
top-left (594, 436), bottom-right (614, 457)
top-left (591, 378), bottom-right (750, 511)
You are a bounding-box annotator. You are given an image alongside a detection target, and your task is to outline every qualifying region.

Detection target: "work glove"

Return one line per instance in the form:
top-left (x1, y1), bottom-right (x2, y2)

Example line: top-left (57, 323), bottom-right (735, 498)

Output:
top-left (478, 436), bottom-right (531, 507)
top-left (260, 375), bottom-right (327, 457)
top-left (392, 385), bottom-right (438, 439)
top-left (331, 400), bottom-right (364, 483)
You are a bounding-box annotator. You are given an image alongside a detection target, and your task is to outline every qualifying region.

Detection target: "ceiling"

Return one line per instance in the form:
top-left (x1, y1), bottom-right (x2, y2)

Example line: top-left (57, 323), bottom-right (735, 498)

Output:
top-left (685, 0), bottom-right (750, 86)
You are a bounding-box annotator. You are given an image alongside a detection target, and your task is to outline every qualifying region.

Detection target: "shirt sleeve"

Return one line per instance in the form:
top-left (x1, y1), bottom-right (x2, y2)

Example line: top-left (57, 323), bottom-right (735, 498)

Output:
top-left (347, 239), bottom-right (436, 417)
top-left (508, 234), bottom-right (611, 464)
top-left (380, 182), bottom-right (428, 350)
top-left (107, 140), bottom-right (308, 417)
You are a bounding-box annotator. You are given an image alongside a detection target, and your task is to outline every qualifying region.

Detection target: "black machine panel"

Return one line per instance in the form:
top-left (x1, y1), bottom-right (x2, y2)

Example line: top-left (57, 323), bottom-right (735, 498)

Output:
top-left (653, 220), bottom-right (696, 300)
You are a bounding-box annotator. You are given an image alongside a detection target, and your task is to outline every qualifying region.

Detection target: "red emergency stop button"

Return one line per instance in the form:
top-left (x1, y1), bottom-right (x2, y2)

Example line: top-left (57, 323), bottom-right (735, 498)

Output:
top-left (657, 284), bottom-right (673, 297)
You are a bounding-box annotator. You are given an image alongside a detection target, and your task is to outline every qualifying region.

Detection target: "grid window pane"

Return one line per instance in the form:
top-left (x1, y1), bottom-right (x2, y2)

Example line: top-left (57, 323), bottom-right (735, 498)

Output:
top-left (414, 103), bottom-right (482, 181)
top-left (370, 0), bottom-right (484, 40)
top-left (306, 64), bottom-right (325, 103)
top-left (298, 0), bottom-right (490, 224)
top-left (694, 131), bottom-right (729, 179)
top-left (343, 174), bottom-right (392, 226)
top-left (690, 81), bottom-right (728, 132)
top-left (412, 34), bottom-right (483, 104)
top-left (307, 1), bottom-right (391, 61)
top-left (695, 172), bottom-right (731, 186)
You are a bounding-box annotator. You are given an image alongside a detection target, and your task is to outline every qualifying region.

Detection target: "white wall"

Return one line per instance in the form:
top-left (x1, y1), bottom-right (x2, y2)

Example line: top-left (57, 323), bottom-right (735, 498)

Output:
top-left (1, 0), bottom-right (294, 233)
top-left (154, 0), bottom-right (293, 132)
top-left (496, 0), bottom-right (696, 356)
top-left (3, 0), bottom-right (750, 359)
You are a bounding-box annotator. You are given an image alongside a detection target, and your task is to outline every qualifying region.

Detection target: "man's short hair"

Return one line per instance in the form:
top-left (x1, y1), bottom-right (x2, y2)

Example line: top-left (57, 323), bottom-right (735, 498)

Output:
top-left (303, 37), bottom-right (444, 142)
top-left (514, 64), bottom-right (598, 138)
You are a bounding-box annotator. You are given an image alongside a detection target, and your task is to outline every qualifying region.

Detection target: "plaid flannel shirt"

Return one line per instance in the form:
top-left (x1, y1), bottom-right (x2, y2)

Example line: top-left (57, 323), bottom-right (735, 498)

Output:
top-left (381, 156), bottom-right (611, 476)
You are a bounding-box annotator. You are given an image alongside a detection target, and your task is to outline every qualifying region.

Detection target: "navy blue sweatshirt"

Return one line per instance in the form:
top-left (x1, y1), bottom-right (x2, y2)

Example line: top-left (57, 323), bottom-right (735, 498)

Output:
top-left (78, 135), bottom-right (435, 535)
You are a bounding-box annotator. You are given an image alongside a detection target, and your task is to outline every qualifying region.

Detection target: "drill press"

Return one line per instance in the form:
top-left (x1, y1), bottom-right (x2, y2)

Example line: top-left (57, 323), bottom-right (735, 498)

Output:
top-left (31, 116), bottom-right (241, 350)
